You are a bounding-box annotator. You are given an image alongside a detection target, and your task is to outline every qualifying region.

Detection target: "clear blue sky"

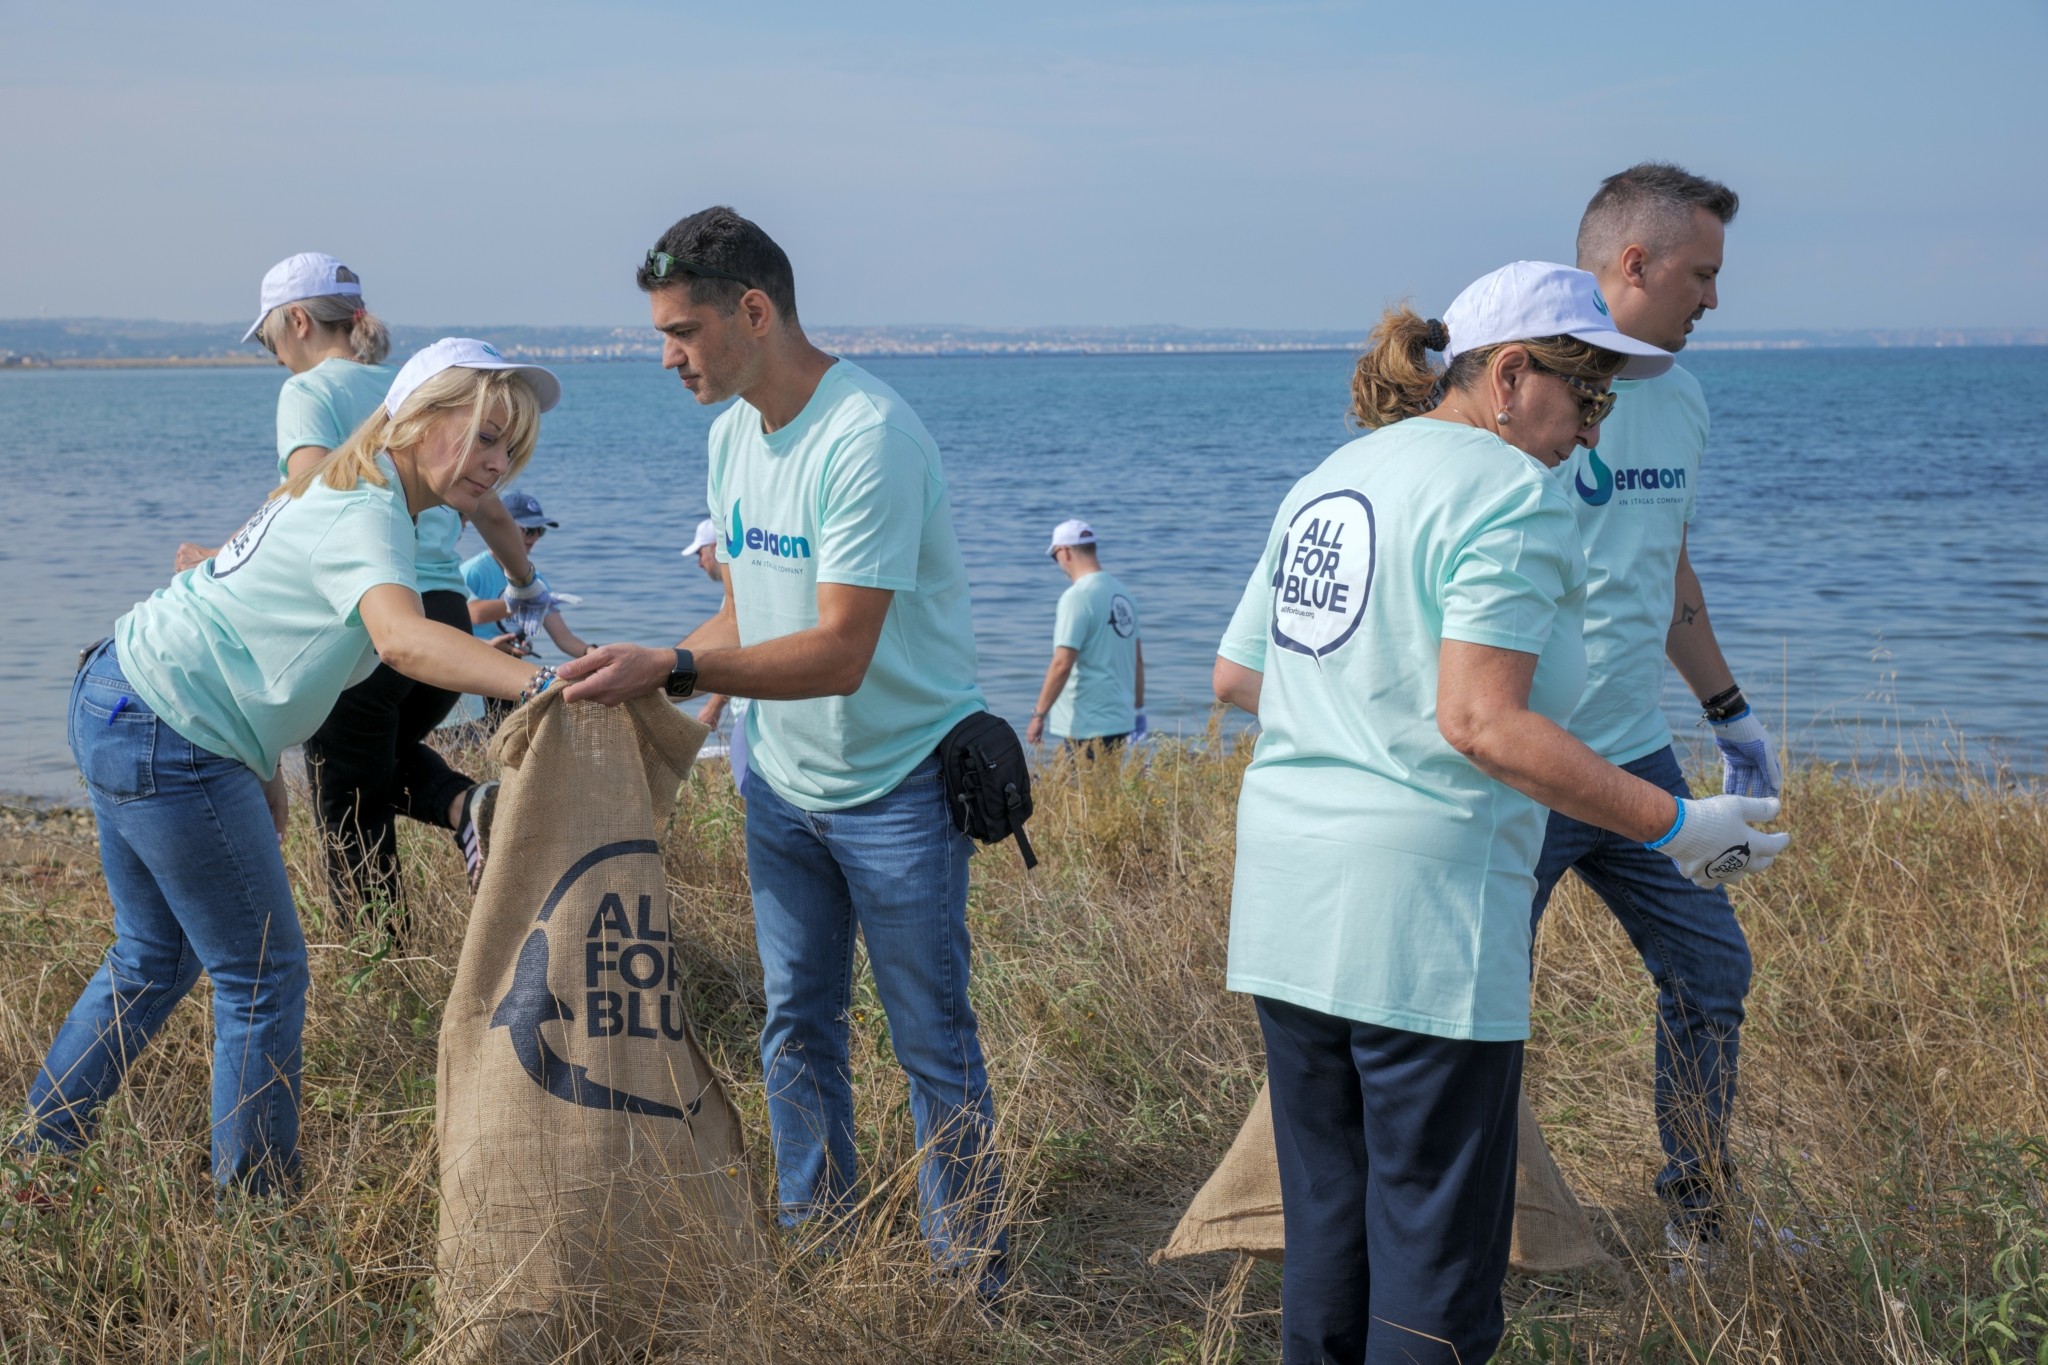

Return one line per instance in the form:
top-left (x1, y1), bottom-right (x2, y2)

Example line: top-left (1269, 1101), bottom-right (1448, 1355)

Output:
top-left (5, 1), bottom-right (2043, 332)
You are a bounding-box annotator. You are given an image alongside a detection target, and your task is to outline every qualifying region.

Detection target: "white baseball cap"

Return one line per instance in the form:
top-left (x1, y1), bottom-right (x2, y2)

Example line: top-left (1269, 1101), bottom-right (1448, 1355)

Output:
top-left (1046, 518), bottom-right (1097, 559)
top-left (384, 337), bottom-right (562, 418)
top-left (1441, 261), bottom-right (1673, 379)
top-left (243, 252), bottom-right (362, 343)
top-left (682, 517), bottom-right (720, 558)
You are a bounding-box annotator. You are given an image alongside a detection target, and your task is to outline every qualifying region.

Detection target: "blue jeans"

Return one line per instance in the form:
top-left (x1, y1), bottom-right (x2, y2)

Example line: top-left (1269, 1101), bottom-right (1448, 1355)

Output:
top-left (1532, 744), bottom-right (1752, 1226)
top-left (28, 643), bottom-right (308, 1193)
top-left (1257, 996), bottom-right (1521, 1365)
top-left (743, 755), bottom-right (1007, 1291)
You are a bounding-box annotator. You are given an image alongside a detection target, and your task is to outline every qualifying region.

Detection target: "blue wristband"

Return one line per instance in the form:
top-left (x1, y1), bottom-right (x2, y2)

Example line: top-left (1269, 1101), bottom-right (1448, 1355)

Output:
top-left (1644, 801), bottom-right (1686, 850)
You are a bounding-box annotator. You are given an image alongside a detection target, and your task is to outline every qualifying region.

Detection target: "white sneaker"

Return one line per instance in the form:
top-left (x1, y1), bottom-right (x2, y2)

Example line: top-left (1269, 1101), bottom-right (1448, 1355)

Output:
top-left (1663, 1214), bottom-right (1811, 1283)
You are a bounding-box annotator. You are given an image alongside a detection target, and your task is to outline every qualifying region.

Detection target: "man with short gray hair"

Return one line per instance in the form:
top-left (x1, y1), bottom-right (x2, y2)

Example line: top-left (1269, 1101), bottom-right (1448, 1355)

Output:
top-left (1536, 162), bottom-right (1784, 1267)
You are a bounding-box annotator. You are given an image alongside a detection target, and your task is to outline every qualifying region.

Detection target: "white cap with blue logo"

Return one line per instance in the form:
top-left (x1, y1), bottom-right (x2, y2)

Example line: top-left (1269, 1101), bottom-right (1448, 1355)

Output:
top-left (384, 337), bottom-right (562, 418)
top-left (243, 252), bottom-right (362, 343)
top-left (1442, 261), bottom-right (1674, 380)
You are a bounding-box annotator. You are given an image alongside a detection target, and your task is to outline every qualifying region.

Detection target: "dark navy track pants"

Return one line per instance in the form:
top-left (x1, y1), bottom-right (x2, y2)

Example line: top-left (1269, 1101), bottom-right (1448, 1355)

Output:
top-left (1256, 995), bottom-right (1523, 1365)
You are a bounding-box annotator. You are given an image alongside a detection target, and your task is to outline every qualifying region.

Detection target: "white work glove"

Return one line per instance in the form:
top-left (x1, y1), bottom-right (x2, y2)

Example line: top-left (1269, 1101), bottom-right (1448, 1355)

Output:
top-left (1710, 707), bottom-right (1782, 798)
top-left (501, 580), bottom-right (581, 645)
top-left (1648, 795), bottom-right (1791, 889)
top-left (1131, 710), bottom-right (1149, 742)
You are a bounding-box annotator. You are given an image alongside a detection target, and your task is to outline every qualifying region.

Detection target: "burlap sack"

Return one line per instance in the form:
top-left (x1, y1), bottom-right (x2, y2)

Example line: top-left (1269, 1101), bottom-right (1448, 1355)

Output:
top-left (1155, 1080), bottom-right (1616, 1275)
top-left (434, 691), bottom-right (769, 1361)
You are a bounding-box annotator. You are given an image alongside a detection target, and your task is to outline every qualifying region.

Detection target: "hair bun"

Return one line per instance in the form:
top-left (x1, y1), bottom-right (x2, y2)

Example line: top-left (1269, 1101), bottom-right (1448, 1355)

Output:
top-left (1422, 318), bottom-right (1450, 352)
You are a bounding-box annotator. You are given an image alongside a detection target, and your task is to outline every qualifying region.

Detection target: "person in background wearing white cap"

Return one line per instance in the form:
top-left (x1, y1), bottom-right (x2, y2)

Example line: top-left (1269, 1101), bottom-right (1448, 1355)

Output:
top-left (557, 207), bottom-right (1007, 1297)
top-left (681, 516), bottom-right (749, 794)
top-left (462, 490), bottom-right (592, 731)
top-left (1535, 164), bottom-right (1772, 1272)
top-left (173, 256), bottom-right (557, 925)
top-left (1207, 263), bottom-right (1787, 1363)
top-left (24, 343), bottom-right (563, 1200)
top-left (1025, 520), bottom-right (1144, 756)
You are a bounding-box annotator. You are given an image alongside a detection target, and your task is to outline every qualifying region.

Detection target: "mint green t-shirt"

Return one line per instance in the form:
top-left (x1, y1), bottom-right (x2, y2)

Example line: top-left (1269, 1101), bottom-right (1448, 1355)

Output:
top-left (117, 456), bottom-right (420, 778)
top-left (1551, 365), bottom-right (1706, 764)
top-left (274, 358), bottom-right (395, 474)
top-left (709, 360), bottom-right (985, 811)
top-left (272, 358), bottom-right (464, 595)
top-left (1219, 419), bottom-right (1588, 1041)
top-left (1049, 569), bottom-right (1140, 740)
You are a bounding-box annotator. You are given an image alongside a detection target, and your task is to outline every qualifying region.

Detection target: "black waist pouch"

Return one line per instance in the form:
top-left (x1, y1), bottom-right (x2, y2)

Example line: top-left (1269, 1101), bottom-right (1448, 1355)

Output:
top-left (937, 712), bottom-right (1038, 870)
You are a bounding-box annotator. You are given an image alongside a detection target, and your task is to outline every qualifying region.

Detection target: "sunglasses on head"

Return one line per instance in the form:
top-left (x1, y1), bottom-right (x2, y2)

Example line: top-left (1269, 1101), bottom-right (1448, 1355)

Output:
top-left (645, 251), bottom-right (753, 289)
top-left (1528, 358), bottom-right (1619, 429)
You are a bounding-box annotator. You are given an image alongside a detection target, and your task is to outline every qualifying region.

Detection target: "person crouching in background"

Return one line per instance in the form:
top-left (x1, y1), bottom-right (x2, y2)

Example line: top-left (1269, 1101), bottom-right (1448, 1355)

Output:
top-left (463, 489), bottom-right (592, 732)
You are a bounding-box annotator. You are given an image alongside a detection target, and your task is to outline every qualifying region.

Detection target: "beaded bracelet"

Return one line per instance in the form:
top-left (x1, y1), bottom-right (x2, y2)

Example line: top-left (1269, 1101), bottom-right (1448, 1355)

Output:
top-left (520, 665), bottom-right (560, 705)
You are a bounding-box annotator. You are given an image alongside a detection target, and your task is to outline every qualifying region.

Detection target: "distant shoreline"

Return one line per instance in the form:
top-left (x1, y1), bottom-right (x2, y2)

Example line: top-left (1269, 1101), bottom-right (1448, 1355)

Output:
top-left (8, 340), bottom-right (2047, 373)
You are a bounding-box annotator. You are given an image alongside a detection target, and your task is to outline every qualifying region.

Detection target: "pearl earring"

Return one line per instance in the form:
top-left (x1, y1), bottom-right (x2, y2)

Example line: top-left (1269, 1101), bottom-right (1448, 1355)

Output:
top-left (1496, 410), bottom-right (1512, 424)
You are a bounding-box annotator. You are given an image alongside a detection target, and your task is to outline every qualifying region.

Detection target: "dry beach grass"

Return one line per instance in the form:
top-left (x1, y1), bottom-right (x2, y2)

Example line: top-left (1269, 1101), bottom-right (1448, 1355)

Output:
top-left (0, 726), bottom-right (2043, 1362)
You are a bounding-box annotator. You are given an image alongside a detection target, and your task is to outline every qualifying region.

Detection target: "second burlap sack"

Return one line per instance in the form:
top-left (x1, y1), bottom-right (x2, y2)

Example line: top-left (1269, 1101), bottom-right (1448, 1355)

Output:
top-left (434, 691), bottom-right (769, 1361)
top-left (1156, 1080), bottom-right (1617, 1274)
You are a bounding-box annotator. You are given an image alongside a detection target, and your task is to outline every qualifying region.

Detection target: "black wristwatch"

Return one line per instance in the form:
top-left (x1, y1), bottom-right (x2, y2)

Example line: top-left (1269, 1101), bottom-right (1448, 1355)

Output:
top-left (663, 648), bottom-right (698, 699)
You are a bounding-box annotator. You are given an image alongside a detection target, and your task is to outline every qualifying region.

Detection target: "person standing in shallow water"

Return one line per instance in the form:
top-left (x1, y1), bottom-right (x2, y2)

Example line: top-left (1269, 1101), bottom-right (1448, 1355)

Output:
top-left (1535, 163), bottom-right (1781, 1268)
top-left (174, 254), bottom-right (559, 916)
top-left (30, 342), bottom-right (562, 1196)
top-left (557, 206), bottom-right (1007, 1296)
top-left (1212, 262), bottom-right (1788, 1363)
top-left (1025, 519), bottom-right (1144, 756)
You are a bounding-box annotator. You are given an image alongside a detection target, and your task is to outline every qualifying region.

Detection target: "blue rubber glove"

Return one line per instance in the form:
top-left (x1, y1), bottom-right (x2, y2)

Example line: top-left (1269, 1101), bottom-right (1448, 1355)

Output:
top-left (1710, 707), bottom-right (1782, 798)
top-left (1131, 710), bottom-right (1149, 742)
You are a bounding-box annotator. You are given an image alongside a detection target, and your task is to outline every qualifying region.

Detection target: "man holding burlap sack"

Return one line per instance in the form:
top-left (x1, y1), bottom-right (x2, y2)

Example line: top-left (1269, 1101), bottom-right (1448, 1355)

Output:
top-left (560, 207), bottom-right (1009, 1298)
top-left (436, 689), bottom-right (767, 1357)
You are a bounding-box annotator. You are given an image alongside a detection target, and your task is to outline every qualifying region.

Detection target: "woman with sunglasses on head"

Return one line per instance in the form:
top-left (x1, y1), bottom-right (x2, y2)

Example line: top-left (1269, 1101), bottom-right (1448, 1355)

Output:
top-left (1209, 262), bottom-right (1789, 1363)
top-left (175, 255), bottom-right (556, 919)
top-left (30, 342), bottom-right (564, 1198)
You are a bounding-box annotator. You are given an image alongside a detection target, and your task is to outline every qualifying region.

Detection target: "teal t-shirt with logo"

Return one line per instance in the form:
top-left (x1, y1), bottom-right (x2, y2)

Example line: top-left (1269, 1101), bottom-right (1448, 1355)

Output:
top-left (1219, 419), bottom-right (1588, 1041)
top-left (117, 455), bottom-right (420, 778)
top-left (272, 357), bottom-right (465, 595)
top-left (1551, 365), bottom-right (1706, 764)
top-left (1049, 569), bottom-right (1140, 740)
top-left (708, 360), bottom-right (986, 811)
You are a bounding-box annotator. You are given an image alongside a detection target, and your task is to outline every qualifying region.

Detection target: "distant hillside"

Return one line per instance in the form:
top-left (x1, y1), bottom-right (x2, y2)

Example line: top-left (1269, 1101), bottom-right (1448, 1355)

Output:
top-left (2, 318), bottom-right (2043, 366)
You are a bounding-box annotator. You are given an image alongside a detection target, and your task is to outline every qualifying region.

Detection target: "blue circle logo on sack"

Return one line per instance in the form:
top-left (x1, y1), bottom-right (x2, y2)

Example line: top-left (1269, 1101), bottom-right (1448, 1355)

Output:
top-left (211, 497), bottom-right (290, 578)
top-left (1270, 490), bottom-right (1376, 660)
top-left (1574, 448), bottom-right (1615, 506)
top-left (488, 840), bottom-right (705, 1122)
top-left (1109, 594), bottom-right (1137, 639)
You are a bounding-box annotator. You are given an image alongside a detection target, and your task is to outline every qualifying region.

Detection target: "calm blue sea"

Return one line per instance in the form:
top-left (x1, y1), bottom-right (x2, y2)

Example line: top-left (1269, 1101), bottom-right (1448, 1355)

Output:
top-left (3, 348), bottom-right (2044, 801)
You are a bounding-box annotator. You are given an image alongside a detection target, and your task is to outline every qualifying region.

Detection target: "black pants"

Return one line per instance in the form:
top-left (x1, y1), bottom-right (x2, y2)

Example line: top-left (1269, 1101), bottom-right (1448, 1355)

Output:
top-left (1256, 995), bottom-right (1523, 1365)
top-left (1061, 732), bottom-right (1128, 759)
top-left (302, 589), bottom-right (474, 923)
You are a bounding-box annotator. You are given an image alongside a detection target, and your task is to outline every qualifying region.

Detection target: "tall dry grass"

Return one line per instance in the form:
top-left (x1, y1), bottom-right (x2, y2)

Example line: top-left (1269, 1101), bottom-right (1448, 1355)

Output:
top-left (0, 723), bottom-right (2043, 1362)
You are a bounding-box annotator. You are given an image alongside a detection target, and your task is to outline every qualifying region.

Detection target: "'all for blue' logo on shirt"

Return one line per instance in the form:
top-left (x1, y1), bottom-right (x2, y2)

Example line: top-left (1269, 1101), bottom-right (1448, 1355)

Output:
top-left (725, 500), bottom-right (813, 560)
top-left (1270, 490), bottom-right (1376, 660)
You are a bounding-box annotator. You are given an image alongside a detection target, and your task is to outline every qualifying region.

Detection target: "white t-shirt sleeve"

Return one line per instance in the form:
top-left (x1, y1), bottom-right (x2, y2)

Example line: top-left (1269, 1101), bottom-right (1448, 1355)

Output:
top-left (312, 498), bottom-right (419, 624)
top-left (275, 375), bottom-right (341, 469)
top-left (1440, 485), bottom-right (1577, 656)
top-left (815, 426), bottom-right (926, 592)
top-left (1052, 583), bottom-right (1093, 652)
top-left (1217, 523), bottom-right (1282, 671)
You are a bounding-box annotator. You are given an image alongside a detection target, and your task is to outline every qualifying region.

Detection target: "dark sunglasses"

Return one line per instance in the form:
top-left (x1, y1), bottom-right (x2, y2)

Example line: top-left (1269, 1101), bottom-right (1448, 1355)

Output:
top-left (1529, 359), bottom-right (1619, 429)
top-left (645, 251), bottom-right (752, 289)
